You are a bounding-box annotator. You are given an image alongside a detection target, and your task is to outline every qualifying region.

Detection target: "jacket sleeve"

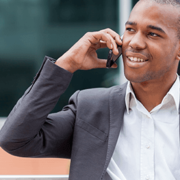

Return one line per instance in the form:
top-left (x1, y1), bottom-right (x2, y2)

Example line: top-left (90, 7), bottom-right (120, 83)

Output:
top-left (0, 56), bottom-right (78, 159)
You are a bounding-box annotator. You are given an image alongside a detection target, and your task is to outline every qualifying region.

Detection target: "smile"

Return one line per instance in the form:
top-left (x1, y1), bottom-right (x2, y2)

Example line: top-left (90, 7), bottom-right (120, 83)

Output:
top-left (125, 56), bottom-right (149, 69)
top-left (127, 56), bottom-right (148, 62)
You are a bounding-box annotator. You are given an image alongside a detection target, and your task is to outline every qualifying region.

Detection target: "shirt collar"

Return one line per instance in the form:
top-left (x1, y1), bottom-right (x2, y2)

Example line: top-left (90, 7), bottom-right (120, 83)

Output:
top-left (125, 75), bottom-right (180, 114)
top-left (125, 81), bottom-right (136, 114)
top-left (165, 74), bottom-right (179, 113)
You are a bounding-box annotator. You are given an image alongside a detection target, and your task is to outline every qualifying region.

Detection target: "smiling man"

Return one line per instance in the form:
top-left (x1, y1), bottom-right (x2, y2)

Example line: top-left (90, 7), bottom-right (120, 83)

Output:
top-left (0, 0), bottom-right (180, 180)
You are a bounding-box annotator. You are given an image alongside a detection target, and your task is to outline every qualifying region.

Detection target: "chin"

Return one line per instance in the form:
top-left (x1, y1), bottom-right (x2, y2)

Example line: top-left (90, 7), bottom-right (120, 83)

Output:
top-left (124, 71), bottom-right (148, 83)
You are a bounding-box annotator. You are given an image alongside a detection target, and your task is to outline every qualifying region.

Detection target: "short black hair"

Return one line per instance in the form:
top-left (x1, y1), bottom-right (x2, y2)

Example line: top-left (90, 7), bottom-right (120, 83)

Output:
top-left (140, 0), bottom-right (180, 39)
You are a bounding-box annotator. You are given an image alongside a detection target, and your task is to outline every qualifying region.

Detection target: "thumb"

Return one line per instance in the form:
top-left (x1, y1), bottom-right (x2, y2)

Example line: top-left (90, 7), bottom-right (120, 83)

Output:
top-left (95, 59), bottom-right (108, 69)
top-left (111, 63), bottom-right (118, 69)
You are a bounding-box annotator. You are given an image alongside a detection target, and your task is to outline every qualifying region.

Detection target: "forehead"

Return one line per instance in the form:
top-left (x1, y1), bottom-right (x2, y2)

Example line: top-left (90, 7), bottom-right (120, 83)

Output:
top-left (129, 0), bottom-right (178, 32)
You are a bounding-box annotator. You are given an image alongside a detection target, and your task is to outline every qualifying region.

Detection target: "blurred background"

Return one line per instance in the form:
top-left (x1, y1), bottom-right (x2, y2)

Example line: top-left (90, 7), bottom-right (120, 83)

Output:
top-left (1, 0), bottom-right (176, 178)
top-left (0, 0), bottom-right (139, 118)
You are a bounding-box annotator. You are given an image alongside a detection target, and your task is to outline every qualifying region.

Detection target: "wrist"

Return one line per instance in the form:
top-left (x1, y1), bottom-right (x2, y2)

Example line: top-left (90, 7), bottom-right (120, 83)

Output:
top-left (55, 54), bottom-right (78, 73)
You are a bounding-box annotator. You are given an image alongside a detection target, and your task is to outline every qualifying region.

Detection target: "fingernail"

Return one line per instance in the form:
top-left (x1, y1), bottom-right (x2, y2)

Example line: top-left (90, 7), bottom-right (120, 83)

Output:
top-left (112, 64), bottom-right (118, 68)
top-left (110, 44), bottom-right (113, 49)
top-left (112, 66), bottom-right (117, 69)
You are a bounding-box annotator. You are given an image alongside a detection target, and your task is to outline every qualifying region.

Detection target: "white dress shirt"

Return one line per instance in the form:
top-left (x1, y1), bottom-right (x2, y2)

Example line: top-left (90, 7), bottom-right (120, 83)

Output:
top-left (107, 76), bottom-right (180, 180)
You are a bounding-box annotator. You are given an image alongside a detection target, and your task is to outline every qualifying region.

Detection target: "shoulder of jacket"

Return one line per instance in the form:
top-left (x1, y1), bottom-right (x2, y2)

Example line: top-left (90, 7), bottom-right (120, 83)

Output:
top-left (77, 82), bottom-right (128, 101)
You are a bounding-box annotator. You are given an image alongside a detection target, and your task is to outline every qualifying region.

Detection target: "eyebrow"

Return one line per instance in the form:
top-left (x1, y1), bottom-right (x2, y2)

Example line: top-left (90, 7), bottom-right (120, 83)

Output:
top-left (125, 21), bottom-right (166, 34)
top-left (147, 25), bottom-right (165, 34)
top-left (125, 21), bottom-right (137, 26)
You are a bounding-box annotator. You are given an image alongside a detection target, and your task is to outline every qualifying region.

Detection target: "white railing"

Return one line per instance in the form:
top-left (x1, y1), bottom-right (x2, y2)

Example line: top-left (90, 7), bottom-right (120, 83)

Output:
top-left (0, 175), bottom-right (69, 179)
top-left (0, 119), bottom-right (69, 179)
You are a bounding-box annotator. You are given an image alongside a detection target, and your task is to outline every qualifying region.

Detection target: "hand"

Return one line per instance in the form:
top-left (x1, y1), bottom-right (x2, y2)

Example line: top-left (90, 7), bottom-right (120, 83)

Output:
top-left (55, 28), bottom-right (122, 73)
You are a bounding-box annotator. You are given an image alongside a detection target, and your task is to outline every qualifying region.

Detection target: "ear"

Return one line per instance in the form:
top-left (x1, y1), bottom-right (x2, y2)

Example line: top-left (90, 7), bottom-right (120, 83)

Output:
top-left (176, 41), bottom-right (180, 61)
top-left (177, 51), bottom-right (180, 61)
top-left (177, 54), bottom-right (180, 61)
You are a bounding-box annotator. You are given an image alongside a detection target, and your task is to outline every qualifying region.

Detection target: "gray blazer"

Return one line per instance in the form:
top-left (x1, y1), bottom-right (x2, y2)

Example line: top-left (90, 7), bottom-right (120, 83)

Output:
top-left (0, 56), bottom-right (127, 180)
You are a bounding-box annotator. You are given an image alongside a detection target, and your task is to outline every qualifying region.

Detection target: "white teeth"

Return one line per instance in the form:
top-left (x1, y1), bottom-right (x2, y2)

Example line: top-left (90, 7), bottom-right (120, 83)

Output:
top-left (128, 57), bottom-right (145, 62)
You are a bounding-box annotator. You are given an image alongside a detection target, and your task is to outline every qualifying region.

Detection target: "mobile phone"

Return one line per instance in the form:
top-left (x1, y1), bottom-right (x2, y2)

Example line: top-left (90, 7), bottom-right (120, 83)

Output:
top-left (106, 35), bottom-right (123, 68)
top-left (106, 45), bottom-right (122, 68)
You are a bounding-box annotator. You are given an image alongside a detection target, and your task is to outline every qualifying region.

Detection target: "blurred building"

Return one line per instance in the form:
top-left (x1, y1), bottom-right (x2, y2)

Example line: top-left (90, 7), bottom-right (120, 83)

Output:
top-left (0, 0), bottom-right (142, 117)
top-left (0, 0), bottom-right (121, 117)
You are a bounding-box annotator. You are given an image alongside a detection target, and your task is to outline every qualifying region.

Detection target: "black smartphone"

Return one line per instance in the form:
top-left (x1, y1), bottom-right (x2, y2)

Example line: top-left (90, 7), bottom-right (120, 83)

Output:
top-left (106, 35), bottom-right (123, 68)
top-left (106, 45), bottom-right (122, 68)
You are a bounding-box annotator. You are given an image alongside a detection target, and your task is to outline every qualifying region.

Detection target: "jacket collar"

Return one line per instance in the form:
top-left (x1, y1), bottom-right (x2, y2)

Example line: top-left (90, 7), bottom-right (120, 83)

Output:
top-left (102, 76), bottom-right (180, 178)
top-left (102, 82), bottom-right (127, 178)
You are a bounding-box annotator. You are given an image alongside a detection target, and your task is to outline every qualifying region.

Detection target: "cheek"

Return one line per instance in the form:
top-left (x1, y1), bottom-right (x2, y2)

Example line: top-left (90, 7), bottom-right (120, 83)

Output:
top-left (122, 42), bottom-right (129, 58)
top-left (147, 41), bottom-right (172, 64)
top-left (152, 37), bottom-right (178, 60)
top-left (152, 44), bottom-right (176, 66)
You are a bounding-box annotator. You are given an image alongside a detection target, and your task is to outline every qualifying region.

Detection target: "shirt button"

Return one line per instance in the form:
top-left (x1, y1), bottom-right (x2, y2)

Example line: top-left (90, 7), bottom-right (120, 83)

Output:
top-left (146, 144), bottom-right (150, 149)
top-left (145, 175), bottom-right (150, 180)
top-left (146, 114), bottom-right (150, 118)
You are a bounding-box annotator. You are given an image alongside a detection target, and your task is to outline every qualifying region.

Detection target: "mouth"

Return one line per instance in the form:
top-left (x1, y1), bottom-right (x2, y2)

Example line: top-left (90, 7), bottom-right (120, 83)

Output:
top-left (127, 56), bottom-right (148, 62)
top-left (125, 54), bottom-right (149, 69)
top-left (124, 51), bottom-right (149, 68)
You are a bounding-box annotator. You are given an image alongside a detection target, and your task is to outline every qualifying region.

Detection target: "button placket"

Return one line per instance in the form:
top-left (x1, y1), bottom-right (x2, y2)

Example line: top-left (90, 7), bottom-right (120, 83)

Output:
top-left (141, 113), bottom-right (154, 180)
top-left (145, 174), bottom-right (150, 180)
top-left (146, 144), bottom-right (150, 149)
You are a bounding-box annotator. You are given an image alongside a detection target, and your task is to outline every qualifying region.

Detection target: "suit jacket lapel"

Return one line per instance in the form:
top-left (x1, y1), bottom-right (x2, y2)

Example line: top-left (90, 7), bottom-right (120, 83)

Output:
top-left (101, 82), bottom-right (127, 178)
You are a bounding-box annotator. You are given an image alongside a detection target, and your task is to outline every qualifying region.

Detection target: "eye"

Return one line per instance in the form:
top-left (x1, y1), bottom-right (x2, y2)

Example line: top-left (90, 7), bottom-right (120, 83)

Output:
top-left (149, 32), bottom-right (159, 37)
top-left (126, 28), bottom-right (135, 32)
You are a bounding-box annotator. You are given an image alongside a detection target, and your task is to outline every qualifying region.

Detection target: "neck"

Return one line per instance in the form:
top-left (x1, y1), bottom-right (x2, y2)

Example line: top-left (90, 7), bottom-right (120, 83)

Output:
top-left (131, 74), bottom-right (177, 112)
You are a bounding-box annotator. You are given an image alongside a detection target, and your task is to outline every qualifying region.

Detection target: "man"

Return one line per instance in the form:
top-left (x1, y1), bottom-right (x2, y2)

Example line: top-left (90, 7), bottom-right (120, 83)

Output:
top-left (0, 0), bottom-right (180, 179)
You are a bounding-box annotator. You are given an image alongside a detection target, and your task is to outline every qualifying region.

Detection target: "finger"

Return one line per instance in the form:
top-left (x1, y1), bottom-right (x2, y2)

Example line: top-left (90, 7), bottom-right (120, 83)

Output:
top-left (111, 63), bottom-right (118, 69)
top-left (103, 29), bottom-right (122, 55)
top-left (101, 32), bottom-right (118, 53)
top-left (104, 28), bottom-right (122, 45)
top-left (115, 35), bottom-right (122, 45)
top-left (86, 31), bottom-right (119, 55)
top-left (88, 31), bottom-right (113, 50)
top-left (95, 41), bottom-right (108, 50)
top-left (94, 58), bottom-right (107, 69)
top-left (95, 59), bottom-right (118, 69)
top-left (93, 32), bottom-right (114, 50)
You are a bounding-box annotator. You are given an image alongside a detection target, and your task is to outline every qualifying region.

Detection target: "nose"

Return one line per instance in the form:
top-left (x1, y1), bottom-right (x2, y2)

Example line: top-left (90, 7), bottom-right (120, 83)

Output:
top-left (129, 32), bottom-right (146, 50)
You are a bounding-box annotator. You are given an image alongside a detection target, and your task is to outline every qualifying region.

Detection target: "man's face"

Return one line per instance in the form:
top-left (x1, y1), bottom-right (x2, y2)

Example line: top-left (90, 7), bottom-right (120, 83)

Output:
top-left (122, 0), bottom-right (180, 83)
